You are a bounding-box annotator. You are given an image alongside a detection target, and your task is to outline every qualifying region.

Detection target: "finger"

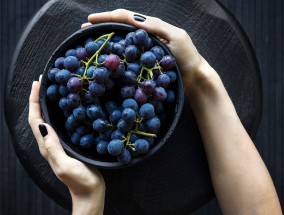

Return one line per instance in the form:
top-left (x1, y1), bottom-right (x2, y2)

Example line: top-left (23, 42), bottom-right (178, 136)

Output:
top-left (81, 22), bottom-right (92, 28)
top-left (87, 9), bottom-right (179, 41)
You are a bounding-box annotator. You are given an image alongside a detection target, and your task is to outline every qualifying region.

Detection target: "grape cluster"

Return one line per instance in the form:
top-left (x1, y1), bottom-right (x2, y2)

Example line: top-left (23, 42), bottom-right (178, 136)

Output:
top-left (46, 29), bottom-right (178, 164)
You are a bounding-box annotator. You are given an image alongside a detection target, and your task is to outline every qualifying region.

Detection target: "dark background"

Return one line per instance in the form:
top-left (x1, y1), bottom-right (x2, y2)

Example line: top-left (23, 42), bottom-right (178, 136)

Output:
top-left (0, 0), bottom-right (283, 214)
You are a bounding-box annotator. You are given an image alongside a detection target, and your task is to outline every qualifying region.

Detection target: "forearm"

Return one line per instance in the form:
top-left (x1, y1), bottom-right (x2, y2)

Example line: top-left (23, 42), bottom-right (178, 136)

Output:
top-left (186, 59), bottom-right (282, 214)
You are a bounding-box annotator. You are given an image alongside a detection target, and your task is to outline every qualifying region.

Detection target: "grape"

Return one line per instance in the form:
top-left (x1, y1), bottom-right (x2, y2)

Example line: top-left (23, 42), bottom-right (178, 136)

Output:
top-left (101, 41), bottom-right (113, 54)
top-left (129, 134), bottom-right (139, 143)
top-left (105, 101), bottom-right (118, 114)
top-left (93, 67), bottom-right (109, 83)
top-left (150, 100), bottom-right (164, 114)
top-left (144, 136), bottom-right (155, 148)
top-left (67, 93), bottom-right (80, 108)
top-left (146, 116), bottom-right (161, 133)
top-left (87, 105), bottom-right (103, 119)
top-left (150, 46), bottom-right (165, 61)
top-left (166, 90), bottom-right (175, 102)
top-left (111, 130), bottom-right (124, 140)
top-left (76, 47), bottom-right (88, 60)
top-left (145, 37), bottom-right (153, 50)
top-left (123, 71), bottom-right (137, 86)
top-left (88, 81), bottom-right (105, 96)
top-left (71, 132), bottom-right (81, 145)
top-left (160, 55), bottom-right (176, 70)
top-left (133, 29), bottom-right (148, 48)
top-left (105, 78), bottom-right (114, 90)
top-left (109, 110), bottom-right (122, 124)
top-left (59, 98), bottom-right (71, 111)
top-left (80, 134), bottom-right (95, 148)
top-left (122, 99), bottom-right (138, 111)
top-left (99, 128), bottom-right (112, 140)
top-left (54, 57), bottom-right (65, 69)
top-left (139, 103), bottom-right (155, 119)
top-left (140, 80), bottom-right (156, 94)
top-left (86, 66), bottom-right (96, 78)
top-left (67, 114), bottom-right (80, 127)
top-left (96, 140), bottom-right (109, 155)
top-left (64, 56), bottom-right (80, 71)
top-left (85, 42), bottom-right (99, 56)
top-left (134, 139), bottom-right (149, 154)
top-left (122, 108), bottom-right (136, 123)
top-left (65, 120), bottom-right (76, 132)
top-left (112, 43), bottom-right (125, 57)
top-left (48, 68), bottom-right (59, 82)
top-left (157, 74), bottom-right (170, 88)
top-left (55, 69), bottom-right (71, 84)
top-left (111, 62), bottom-right (125, 78)
top-left (153, 87), bottom-right (167, 101)
top-left (125, 45), bottom-right (140, 62)
top-left (97, 54), bottom-right (108, 64)
top-left (125, 32), bottom-right (135, 45)
top-left (134, 88), bottom-right (148, 104)
top-left (83, 117), bottom-right (94, 127)
top-left (93, 118), bottom-right (108, 133)
top-left (118, 39), bottom-right (129, 47)
top-left (107, 139), bottom-right (124, 156)
top-left (127, 63), bottom-right (141, 75)
top-left (117, 119), bottom-right (132, 133)
top-left (111, 35), bottom-right (124, 43)
top-left (74, 67), bottom-right (84, 76)
top-left (165, 70), bottom-right (177, 83)
top-left (104, 54), bottom-right (121, 71)
top-left (76, 125), bottom-right (91, 136)
top-left (67, 77), bottom-right (83, 93)
top-left (84, 37), bottom-right (95, 46)
top-left (117, 149), bottom-right (131, 164)
top-left (59, 85), bottom-right (69, 97)
top-left (46, 84), bottom-right (60, 101)
top-left (121, 86), bottom-right (135, 98)
top-left (73, 105), bottom-right (87, 121)
top-left (65, 49), bottom-right (76, 57)
top-left (140, 51), bottom-right (156, 68)
top-left (83, 91), bottom-right (99, 104)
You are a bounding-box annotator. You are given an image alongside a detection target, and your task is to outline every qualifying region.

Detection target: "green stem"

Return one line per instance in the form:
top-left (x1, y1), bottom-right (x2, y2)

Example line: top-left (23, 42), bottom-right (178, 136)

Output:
top-left (131, 130), bottom-right (156, 137)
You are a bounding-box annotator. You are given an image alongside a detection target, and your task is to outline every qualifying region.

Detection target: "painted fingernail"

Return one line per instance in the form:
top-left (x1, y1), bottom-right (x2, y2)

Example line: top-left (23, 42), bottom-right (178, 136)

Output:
top-left (134, 14), bottom-right (146, 22)
top-left (39, 124), bottom-right (48, 137)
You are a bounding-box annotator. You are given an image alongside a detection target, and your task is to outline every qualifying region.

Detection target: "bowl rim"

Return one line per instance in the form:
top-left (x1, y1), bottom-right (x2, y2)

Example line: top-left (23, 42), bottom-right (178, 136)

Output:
top-left (40, 22), bottom-right (185, 169)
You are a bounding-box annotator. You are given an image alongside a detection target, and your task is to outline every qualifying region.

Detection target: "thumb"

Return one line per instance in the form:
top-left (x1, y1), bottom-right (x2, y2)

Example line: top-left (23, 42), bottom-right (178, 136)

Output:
top-left (38, 123), bottom-right (69, 169)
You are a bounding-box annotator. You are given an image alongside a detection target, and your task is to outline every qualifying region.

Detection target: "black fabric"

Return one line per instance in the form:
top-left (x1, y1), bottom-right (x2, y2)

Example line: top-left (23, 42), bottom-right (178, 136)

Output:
top-left (4, 0), bottom-right (261, 214)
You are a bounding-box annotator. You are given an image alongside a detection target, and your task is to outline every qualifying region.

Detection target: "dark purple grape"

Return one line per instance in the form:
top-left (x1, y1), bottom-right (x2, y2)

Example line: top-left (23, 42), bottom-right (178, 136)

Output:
top-left (65, 49), bottom-right (76, 57)
top-left (122, 108), bottom-right (136, 123)
top-left (88, 81), bottom-right (105, 96)
top-left (125, 32), bottom-right (135, 45)
top-left (140, 51), bottom-right (156, 68)
top-left (85, 42), bottom-right (99, 56)
top-left (99, 128), bottom-right (113, 141)
top-left (165, 71), bottom-right (177, 83)
top-left (118, 39), bottom-right (129, 47)
top-left (98, 54), bottom-right (108, 64)
top-left (108, 139), bottom-right (124, 156)
top-left (150, 46), bottom-right (165, 61)
top-left (96, 140), bottom-right (109, 155)
top-left (83, 91), bottom-right (99, 104)
top-left (86, 66), bottom-right (96, 78)
top-left (153, 87), bottom-right (167, 101)
top-left (117, 119), bottom-right (132, 133)
top-left (150, 100), bottom-right (164, 114)
top-left (93, 67), bottom-right (109, 83)
top-left (102, 41), bottom-right (113, 54)
top-left (144, 136), bottom-right (155, 148)
top-left (166, 90), bottom-right (175, 102)
top-left (157, 74), bottom-right (170, 88)
top-left (59, 98), bottom-right (71, 111)
top-left (76, 125), bottom-right (91, 136)
top-left (105, 101), bottom-right (118, 114)
top-left (55, 69), bottom-right (71, 84)
top-left (134, 139), bottom-right (149, 154)
top-left (109, 110), bottom-right (122, 124)
top-left (125, 45), bottom-right (140, 62)
top-left (54, 57), bottom-right (65, 69)
top-left (67, 77), bottom-right (83, 93)
top-left (133, 29), bottom-right (148, 48)
top-left (73, 105), bottom-right (87, 121)
top-left (105, 78), bottom-right (114, 90)
top-left (160, 55), bottom-right (176, 70)
top-left (93, 118), bottom-right (108, 133)
top-left (104, 54), bottom-right (121, 71)
top-left (46, 84), bottom-right (60, 101)
top-left (75, 67), bottom-right (84, 76)
top-left (141, 80), bottom-right (156, 94)
top-left (59, 85), bottom-right (69, 97)
top-left (111, 130), bottom-right (124, 140)
top-left (48, 68), bottom-right (59, 82)
top-left (122, 99), bottom-right (138, 111)
top-left (139, 103), bottom-right (155, 119)
top-left (76, 47), bottom-right (88, 60)
top-left (145, 37), bottom-right (153, 50)
top-left (111, 35), bottom-right (124, 43)
top-left (111, 62), bottom-right (125, 78)
top-left (84, 37), bottom-right (95, 46)
top-left (127, 63), bottom-right (141, 75)
top-left (67, 93), bottom-right (80, 108)
top-left (117, 149), bottom-right (131, 164)
top-left (121, 86), bottom-right (135, 99)
top-left (71, 132), bottom-right (81, 145)
top-left (65, 120), bottom-right (76, 132)
top-left (64, 56), bottom-right (80, 71)
top-left (112, 43), bottom-right (125, 57)
top-left (67, 114), bottom-right (80, 127)
top-left (123, 71), bottom-right (137, 86)
top-left (87, 104), bottom-right (103, 120)
top-left (146, 116), bottom-right (161, 133)
top-left (134, 88), bottom-right (148, 104)
top-left (129, 134), bottom-right (139, 143)
top-left (80, 134), bottom-right (95, 148)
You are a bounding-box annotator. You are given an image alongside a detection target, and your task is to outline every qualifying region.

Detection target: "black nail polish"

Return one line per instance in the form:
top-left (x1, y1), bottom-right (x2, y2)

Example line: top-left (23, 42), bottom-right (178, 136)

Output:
top-left (39, 124), bottom-right (48, 137)
top-left (134, 14), bottom-right (146, 22)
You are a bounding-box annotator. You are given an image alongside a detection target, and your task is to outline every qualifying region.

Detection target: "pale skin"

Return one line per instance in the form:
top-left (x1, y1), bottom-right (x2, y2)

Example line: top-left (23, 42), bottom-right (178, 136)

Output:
top-left (29, 9), bottom-right (282, 215)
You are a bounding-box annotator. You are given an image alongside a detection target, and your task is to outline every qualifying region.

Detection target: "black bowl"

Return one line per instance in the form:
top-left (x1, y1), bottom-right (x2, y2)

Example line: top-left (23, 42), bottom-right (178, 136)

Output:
top-left (40, 23), bottom-right (184, 169)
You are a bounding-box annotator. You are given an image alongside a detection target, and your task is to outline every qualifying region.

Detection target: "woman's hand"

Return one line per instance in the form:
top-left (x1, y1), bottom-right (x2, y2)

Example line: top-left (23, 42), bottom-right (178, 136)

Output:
top-left (82, 9), bottom-right (214, 93)
top-left (28, 77), bottom-right (105, 215)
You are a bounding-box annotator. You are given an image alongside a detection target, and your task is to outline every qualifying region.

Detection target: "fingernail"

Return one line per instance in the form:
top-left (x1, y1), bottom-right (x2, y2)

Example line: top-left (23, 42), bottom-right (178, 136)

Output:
top-left (39, 124), bottom-right (48, 137)
top-left (134, 14), bottom-right (146, 22)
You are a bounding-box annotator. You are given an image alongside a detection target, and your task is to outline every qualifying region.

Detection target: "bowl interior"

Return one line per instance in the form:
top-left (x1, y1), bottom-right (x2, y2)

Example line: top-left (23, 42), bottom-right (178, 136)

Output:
top-left (40, 23), bottom-right (184, 169)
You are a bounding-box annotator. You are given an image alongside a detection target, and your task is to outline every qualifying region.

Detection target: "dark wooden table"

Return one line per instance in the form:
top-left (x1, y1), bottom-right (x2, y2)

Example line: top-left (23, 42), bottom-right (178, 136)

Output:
top-left (1, 0), bottom-right (283, 214)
